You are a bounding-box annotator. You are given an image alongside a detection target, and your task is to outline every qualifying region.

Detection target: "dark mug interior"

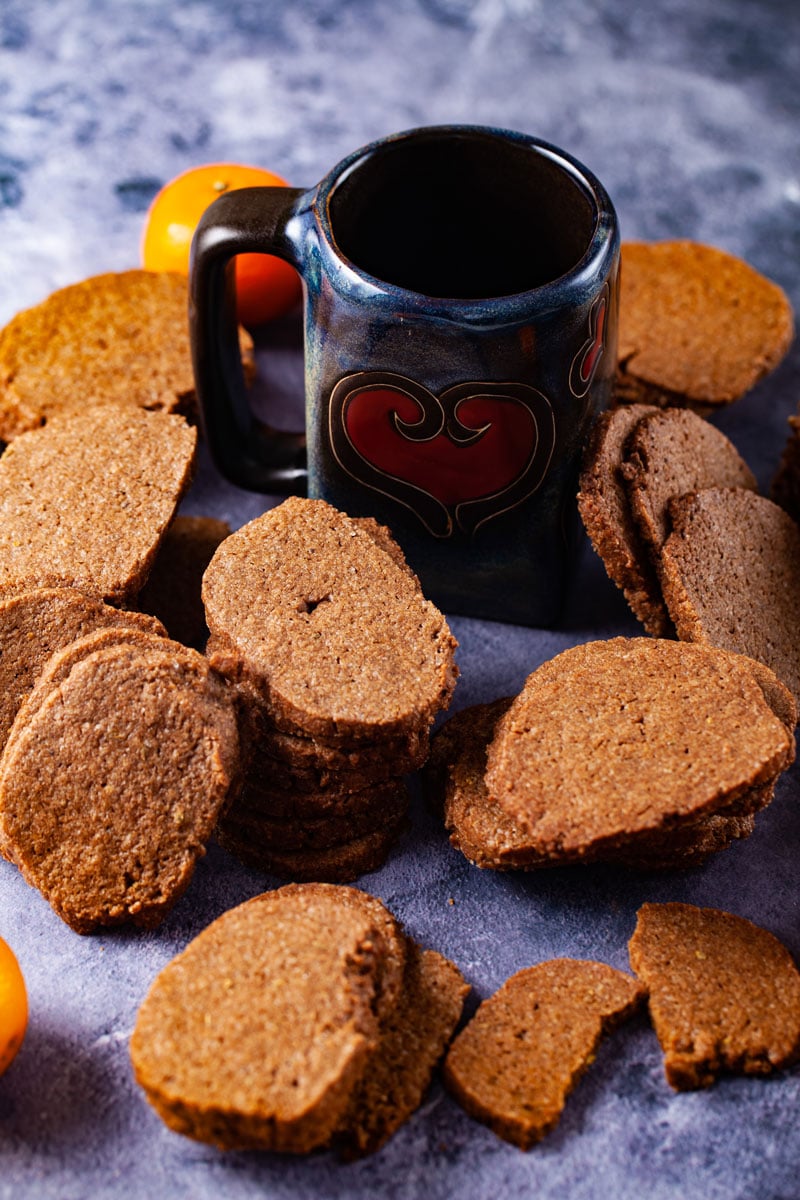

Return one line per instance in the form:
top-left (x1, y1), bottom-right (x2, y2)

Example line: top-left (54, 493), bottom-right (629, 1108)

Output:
top-left (327, 128), bottom-right (598, 300)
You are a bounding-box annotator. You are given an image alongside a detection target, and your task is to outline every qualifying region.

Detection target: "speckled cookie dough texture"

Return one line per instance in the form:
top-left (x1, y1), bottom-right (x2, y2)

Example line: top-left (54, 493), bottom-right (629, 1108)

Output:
top-left (0, 637), bottom-right (240, 933)
top-left (629, 902), bottom-right (800, 1090)
top-left (443, 960), bottom-right (645, 1149)
top-left (130, 884), bottom-right (466, 1156)
top-left (137, 514), bottom-right (230, 648)
top-left (0, 270), bottom-right (255, 440)
top-left (0, 404), bottom-right (197, 603)
top-left (660, 487), bottom-right (800, 710)
top-left (202, 496), bottom-right (458, 742)
top-left (484, 638), bottom-right (794, 861)
top-left (615, 240), bottom-right (794, 411)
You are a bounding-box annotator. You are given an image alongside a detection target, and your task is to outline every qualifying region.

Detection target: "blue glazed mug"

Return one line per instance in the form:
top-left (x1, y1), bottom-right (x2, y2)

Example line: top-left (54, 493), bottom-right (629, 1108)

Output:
top-left (189, 125), bottom-right (619, 625)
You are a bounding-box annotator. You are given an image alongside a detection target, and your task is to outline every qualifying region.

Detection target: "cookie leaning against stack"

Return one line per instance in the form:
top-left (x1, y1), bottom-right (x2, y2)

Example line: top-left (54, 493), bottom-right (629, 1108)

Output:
top-left (203, 497), bottom-right (458, 882)
top-left (427, 638), bottom-right (795, 872)
top-left (130, 884), bottom-right (467, 1157)
top-left (578, 404), bottom-right (800, 711)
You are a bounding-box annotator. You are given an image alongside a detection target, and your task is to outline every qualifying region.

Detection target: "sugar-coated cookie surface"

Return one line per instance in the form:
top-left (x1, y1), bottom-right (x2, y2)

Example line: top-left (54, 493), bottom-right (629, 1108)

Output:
top-left (615, 240), bottom-right (794, 410)
top-left (0, 640), bottom-right (240, 932)
top-left (130, 885), bottom-right (406, 1153)
top-left (629, 902), bottom-right (800, 1090)
top-left (0, 405), bottom-right (197, 603)
top-left (660, 487), bottom-right (800, 710)
top-left (485, 639), bottom-right (794, 858)
top-left (0, 270), bottom-right (254, 440)
top-left (203, 496), bottom-right (457, 741)
top-left (443, 959), bottom-right (645, 1149)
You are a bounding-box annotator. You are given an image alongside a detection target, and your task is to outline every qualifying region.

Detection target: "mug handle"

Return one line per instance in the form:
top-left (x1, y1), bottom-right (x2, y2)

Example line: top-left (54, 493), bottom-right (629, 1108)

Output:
top-left (189, 185), bottom-right (309, 493)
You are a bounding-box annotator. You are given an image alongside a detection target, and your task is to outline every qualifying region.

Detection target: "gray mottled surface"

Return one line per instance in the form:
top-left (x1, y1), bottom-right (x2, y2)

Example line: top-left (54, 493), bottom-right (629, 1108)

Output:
top-left (1, 2), bottom-right (800, 1198)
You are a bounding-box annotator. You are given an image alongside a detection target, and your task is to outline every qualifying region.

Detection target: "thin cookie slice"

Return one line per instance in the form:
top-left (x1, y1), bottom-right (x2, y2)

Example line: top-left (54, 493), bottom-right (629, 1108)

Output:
top-left (239, 776), bottom-right (408, 824)
top-left (772, 413), bottom-right (800, 525)
top-left (485, 639), bottom-right (794, 862)
top-left (203, 496), bottom-right (457, 742)
top-left (629, 902), bottom-right (800, 1090)
top-left (577, 404), bottom-right (669, 635)
top-left (615, 241), bottom-right (794, 411)
top-left (0, 641), bottom-right (240, 932)
top-left (0, 588), bottom-right (166, 755)
top-left (443, 960), bottom-right (645, 1149)
top-left (215, 806), bottom-right (409, 884)
top-left (0, 405), bottom-right (197, 603)
top-left (660, 488), bottom-right (800, 710)
top-left (336, 942), bottom-right (468, 1159)
top-left (0, 270), bottom-right (254, 440)
top-left (622, 407), bottom-right (756, 554)
top-left (249, 715), bottom-right (429, 775)
top-left (137, 514), bottom-right (230, 648)
top-left (130, 884), bottom-right (406, 1153)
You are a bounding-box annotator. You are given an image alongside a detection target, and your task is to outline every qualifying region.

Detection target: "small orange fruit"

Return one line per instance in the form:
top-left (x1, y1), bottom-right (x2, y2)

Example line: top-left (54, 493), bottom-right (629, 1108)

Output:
top-left (0, 936), bottom-right (27, 1076)
top-left (141, 163), bottom-right (302, 328)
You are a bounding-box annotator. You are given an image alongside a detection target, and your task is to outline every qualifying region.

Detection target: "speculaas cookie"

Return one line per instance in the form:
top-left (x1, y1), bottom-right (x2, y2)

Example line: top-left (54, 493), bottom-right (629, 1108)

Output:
top-left (233, 775), bottom-right (410, 825)
top-left (0, 405), bottom-right (196, 603)
top-left (137, 514), bottom-right (230, 649)
top-left (337, 942), bottom-right (468, 1159)
top-left (484, 639), bottom-right (794, 863)
top-left (215, 805), bottom-right (409, 884)
top-left (629, 902), bottom-right (800, 1090)
top-left (443, 959), bottom-right (645, 1149)
top-left (578, 405), bottom-right (757, 636)
top-left (577, 404), bottom-right (669, 635)
top-left (429, 693), bottom-right (773, 873)
top-left (660, 488), bottom-right (800, 710)
top-left (615, 241), bottom-right (794, 411)
top-left (0, 270), bottom-right (255, 440)
top-left (203, 496), bottom-right (457, 743)
top-left (131, 884), bottom-right (465, 1156)
top-left (772, 413), bottom-right (800, 525)
top-left (0, 639), bottom-right (240, 932)
top-left (0, 588), bottom-right (166, 757)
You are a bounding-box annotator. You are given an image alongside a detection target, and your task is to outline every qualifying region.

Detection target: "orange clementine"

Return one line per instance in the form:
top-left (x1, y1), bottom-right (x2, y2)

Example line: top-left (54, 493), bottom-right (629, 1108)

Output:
top-left (141, 163), bottom-right (302, 328)
top-left (0, 936), bottom-right (27, 1076)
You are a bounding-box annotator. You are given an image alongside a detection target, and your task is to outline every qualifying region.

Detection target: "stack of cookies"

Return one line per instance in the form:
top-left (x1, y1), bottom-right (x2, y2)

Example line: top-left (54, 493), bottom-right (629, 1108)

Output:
top-left (427, 638), bottom-right (795, 872)
top-left (578, 403), bottom-right (800, 711)
top-left (131, 883), bottom-right (467, 1158)
top-left (202, 497), bottom-right (458, 882)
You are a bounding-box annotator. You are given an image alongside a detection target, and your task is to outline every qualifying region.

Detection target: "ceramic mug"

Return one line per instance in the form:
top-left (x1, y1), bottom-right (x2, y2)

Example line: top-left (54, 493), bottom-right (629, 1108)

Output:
top-left (189, 124), bottom-right (619, 625)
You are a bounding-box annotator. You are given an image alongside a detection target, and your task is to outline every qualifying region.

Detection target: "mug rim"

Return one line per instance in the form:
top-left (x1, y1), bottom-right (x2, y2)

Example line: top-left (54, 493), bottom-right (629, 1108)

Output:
top-left (314, 123), bottom-right (618, 321)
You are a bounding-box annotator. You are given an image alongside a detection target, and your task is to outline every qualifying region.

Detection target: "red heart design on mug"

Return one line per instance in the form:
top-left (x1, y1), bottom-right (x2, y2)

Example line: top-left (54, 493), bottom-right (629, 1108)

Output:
top-left (328, 372), bottom-right (555, 537)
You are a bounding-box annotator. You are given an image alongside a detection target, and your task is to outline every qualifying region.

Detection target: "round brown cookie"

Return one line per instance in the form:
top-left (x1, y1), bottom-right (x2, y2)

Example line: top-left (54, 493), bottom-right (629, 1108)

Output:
top-left (218, 780), bottom-right (409, 852)
top-left (137, 514), bottom-right (230, 649)
top-left (577, 404), bottom-right (669, 635)
top-left (432, 699), bottom-right (767, 873)
top-left (0, 641), bottom-right (240, 933)
top-left (130, 884), bottom-right (406, 1153)
top-left (234, 775), bottom-right (409, 826)
top-left (485, 639), bottom-right (794, 861)
top-left (660, 487), bottom-right (800, 711)
top-left (771, 413), bottom-right (800, 526)
top-left (629, 902), bottom-right (800, 1090)
top-left (0, 588), bottom-right (166, 756)
top-left (239, 776), bottom-right (408, 824)
top-left (247, 708), bottom-right (430, 775)
top-left (248, 736), bottom-right (422, 795)
top-left (614, 241), bottom-right (794, 411)
top-left (443, 959), bottom-right (645, 1149)
top-left (621, 407), bottom-right (756, 554)
top-left (336, 941), bottom-right (468, 1160)
top-left (352, 516), bottom-right (420, 584)
top-left (202, 496), bottom-right (458, 742)
top-left (0, 405), bottom-right (197, 603)
top-left (0, 270), bottom-right (255, 440)
top-left (216, 808), bottom-right (409, 884)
